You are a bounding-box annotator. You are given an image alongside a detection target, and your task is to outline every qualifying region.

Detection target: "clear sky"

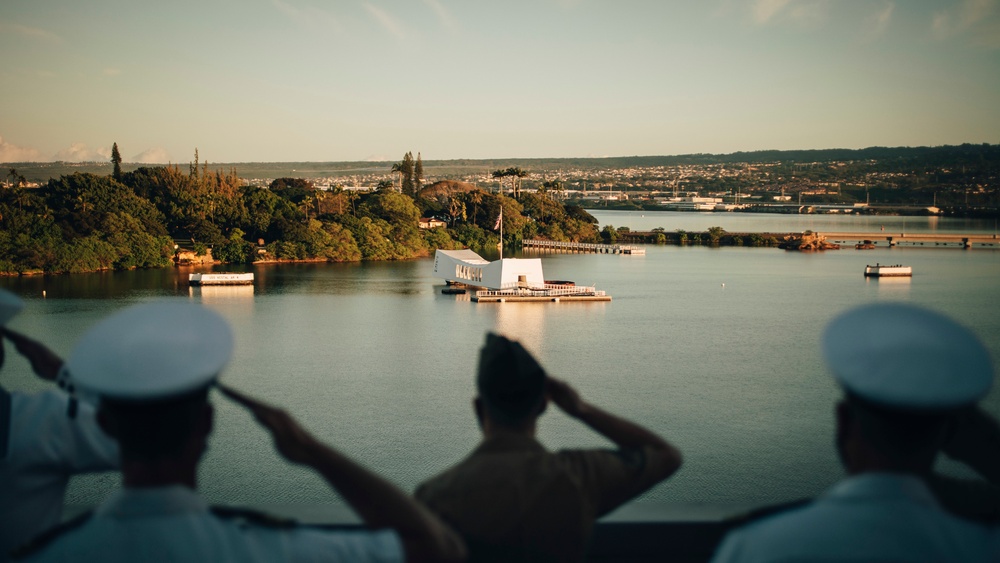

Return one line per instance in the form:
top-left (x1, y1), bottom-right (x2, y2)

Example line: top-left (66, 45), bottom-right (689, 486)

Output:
top-left (2, 0), bottom-right (998, 163)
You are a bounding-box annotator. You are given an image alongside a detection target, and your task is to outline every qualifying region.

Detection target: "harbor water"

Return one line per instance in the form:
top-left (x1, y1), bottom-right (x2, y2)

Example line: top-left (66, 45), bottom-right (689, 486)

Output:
top-left (2, 211), bottom-right (999, 513)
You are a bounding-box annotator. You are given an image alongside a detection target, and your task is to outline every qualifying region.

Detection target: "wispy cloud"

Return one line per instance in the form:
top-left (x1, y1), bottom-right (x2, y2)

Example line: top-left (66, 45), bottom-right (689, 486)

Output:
top-left (865, 1), bottom-right (894, 39)
top-left (132, 148), bottom-right (171, 164)
top-left (750, 0), bottom-right (826, 27)
top-left (0, 23), bottom-right (61, 43)
top-left (932, 0), bottom-right (999, 48)
top-left (364, 3), bottom-right (405, 40)
top-left (271, 0), bottom-right (345, 34)
top-left (0, 136), bottom-right (44, 163)
top-left (424, 0), bottom-right (458, 32)
top-left (52, 142), bottom-right (110, 163)
top-left (753, 0), bottom-right (794, 24)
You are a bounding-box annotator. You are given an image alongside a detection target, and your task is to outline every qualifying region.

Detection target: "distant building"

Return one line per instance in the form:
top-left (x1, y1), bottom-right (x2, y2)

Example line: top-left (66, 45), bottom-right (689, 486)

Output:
top-left (419, 218), bottom-right (447, 229)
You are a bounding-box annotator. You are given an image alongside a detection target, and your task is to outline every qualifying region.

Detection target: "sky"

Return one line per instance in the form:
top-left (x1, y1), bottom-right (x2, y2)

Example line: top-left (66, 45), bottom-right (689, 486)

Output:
top-left (1, 0), bottom-right (999, 163)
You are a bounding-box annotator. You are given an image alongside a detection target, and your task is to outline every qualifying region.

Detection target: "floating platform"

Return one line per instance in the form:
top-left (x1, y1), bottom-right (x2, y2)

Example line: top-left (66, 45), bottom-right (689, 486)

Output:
top-left (474, 293), bottom-right (611, 303)
top-left (864, 264), bottom-right (912, 277)
top-left (472, 285), bottom-right (610, 303)
top-left (189, 273), bottom-right (254, 286)
top-left (433, 249), bottom-right (612, 303)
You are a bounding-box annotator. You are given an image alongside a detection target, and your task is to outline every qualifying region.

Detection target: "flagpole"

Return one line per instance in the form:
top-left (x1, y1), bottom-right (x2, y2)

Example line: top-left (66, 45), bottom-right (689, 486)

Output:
top-left (499, 206), bottom-right (503, 260)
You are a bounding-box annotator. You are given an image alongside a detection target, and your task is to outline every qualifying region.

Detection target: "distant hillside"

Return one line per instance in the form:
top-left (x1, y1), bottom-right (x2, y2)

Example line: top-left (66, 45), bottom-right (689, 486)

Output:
top-left (6, 143), bottom-right (998, 183)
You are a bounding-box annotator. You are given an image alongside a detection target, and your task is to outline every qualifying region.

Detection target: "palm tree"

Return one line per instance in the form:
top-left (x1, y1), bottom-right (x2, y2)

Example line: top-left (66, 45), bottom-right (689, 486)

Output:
top-left (469, 190), bottom-right (484, 225)
top-left (541, 179), bottom-right (562, 200)
top-left (391, 162), bottom-right (403, 192)
top-left (301, 193), bottom-right (318, 221)
top-left (507, 167), bottom-right (527, 198)
top-left (492, 169), bottom-right (506, 194)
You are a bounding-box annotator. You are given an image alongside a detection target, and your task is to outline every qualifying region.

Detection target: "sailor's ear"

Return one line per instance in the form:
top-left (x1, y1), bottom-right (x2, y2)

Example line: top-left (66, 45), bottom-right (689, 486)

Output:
top-left (473, 397), bottom-right (485, 429)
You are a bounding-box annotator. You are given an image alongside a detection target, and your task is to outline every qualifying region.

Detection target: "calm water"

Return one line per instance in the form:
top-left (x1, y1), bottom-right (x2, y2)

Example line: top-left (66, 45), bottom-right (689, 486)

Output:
top-left (2, 211), bottom-right (999, 512)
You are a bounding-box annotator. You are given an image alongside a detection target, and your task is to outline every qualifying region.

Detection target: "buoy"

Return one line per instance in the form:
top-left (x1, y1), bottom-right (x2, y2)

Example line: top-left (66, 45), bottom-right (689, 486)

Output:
top-left (42, 290), bottom-right (47, 298)
top-left (721, 283), bottom-right (725, 288)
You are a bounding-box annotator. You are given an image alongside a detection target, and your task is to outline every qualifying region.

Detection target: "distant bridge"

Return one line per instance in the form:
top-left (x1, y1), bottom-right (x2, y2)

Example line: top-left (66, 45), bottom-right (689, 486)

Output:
top-left (816, 231), bottom-right (1000, 248)
top-left (615, 230), bottom-right (1000, 249)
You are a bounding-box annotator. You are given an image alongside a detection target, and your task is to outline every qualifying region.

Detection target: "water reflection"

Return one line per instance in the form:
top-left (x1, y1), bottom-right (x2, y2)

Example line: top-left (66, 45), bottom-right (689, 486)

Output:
top-left (189, 284), bottom-right (255, 302)
top-left (494, 302), bottom-right (549, 356)
top-left (867, 276), bottom-right (912, 296)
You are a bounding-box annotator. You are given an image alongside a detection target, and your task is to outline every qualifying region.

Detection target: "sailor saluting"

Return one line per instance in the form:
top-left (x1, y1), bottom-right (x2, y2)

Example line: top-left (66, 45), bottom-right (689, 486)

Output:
top-left (712, 303), bottom-right (1000, 562)
top-left (0, 289), bottom-right (119, 563)
top-left (13, 300), bottom-right (464, 563)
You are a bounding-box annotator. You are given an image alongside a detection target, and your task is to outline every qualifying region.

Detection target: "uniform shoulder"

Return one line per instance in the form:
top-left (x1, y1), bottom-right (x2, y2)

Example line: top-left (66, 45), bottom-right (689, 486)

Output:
top-left (10, 511), bottom-right (92, 560)
top-left (724, 498), bottom-right (814, 531)
top-left (210, 506), bottom-right (299, 529)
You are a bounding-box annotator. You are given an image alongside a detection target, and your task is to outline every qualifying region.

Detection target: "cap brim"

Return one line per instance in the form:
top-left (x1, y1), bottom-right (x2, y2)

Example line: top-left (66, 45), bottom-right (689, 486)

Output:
top-left (67, 301), bottom-right (233, 400)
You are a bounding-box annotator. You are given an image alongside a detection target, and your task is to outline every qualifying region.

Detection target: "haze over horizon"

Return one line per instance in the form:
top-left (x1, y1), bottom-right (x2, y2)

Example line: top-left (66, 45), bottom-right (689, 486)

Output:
top-left (2, 0), bottom-right (999, 164)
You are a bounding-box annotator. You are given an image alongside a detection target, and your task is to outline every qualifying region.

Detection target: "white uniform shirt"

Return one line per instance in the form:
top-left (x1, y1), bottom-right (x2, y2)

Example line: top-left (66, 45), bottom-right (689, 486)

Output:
top-left (0, 389), bottom-right (119, 561)
top-left (19, 486), bottom-right (404, 562)
top-left (711, 473), bottom-right (1000, 563)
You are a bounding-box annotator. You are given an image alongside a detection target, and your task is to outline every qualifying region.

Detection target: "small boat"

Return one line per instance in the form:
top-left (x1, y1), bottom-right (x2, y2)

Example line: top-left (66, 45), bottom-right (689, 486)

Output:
top-left (864, 264), bottom-right (912, 277)
top-left (855, 240), bottom-right (876, 250)
top-left (189, 273), bottom-right (254, 286)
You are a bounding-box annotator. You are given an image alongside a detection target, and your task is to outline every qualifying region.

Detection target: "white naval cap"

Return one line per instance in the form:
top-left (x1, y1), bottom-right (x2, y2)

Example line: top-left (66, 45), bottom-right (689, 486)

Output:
top-left (0, 289), bottom-right (24, 327)
top-left (823, 302), bottom-right (993, 411)
top-left (67, 301), bottom-right (233, 401)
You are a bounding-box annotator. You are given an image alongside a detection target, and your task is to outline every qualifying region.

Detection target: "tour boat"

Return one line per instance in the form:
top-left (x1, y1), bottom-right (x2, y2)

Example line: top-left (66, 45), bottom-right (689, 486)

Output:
top-left (864, 264), bottom-right (912, 277)
top-left (189, 273), bottom-right (255, 286)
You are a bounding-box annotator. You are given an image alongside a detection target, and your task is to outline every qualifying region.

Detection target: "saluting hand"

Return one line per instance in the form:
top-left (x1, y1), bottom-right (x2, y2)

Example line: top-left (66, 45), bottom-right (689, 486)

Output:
top-left (546, 377), bottom-right (588, 418)
top-left (1, 328), bottom-right (64, 382)
top-left (218, 384), bottom-right (323, 466)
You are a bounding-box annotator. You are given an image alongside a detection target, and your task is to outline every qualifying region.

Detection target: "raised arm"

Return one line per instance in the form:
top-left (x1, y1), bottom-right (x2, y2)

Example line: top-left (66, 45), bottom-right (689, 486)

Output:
top-left (2, 328), bottom-right (64, 382)
top-left (546, 377), bottom-right (683, 479)
top-left (218, 384), bottom-right (466, 563)
top-left (941, 407), bottom-right (1000, 483)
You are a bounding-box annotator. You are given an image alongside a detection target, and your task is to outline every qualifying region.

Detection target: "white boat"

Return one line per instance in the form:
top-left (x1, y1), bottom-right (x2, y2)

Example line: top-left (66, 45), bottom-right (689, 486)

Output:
top-left (864, 263), bottom-right (912, 277)
top-left (189, 273), bottom-right (254, 286)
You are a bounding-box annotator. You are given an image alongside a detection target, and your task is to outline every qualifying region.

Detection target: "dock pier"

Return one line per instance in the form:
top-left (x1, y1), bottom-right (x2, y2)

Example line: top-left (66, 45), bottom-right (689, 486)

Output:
top-left (522, 239), bottom-right (645, 255)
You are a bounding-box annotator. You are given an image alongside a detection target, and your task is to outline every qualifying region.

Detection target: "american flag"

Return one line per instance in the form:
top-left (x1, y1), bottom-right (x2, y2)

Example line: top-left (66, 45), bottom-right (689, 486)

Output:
top-left (494, 207), bottom-right (503, 230)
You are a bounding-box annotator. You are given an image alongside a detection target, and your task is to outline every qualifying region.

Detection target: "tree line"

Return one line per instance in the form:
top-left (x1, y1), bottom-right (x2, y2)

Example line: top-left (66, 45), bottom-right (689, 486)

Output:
top-left (0, 149), bottom-right (600, 274)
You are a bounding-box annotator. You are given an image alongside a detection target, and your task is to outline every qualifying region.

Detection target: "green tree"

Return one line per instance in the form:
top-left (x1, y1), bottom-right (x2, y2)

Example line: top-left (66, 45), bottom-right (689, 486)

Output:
top-left (111, 142), bottom-right (123, 181)
top-left (215, 228), bottom-right (254, 264)
top-left (401, 152), bottom-right (416, 197)
top-left (707, 226), bottom-right (726, 244)
top-left (414, 152), bottom-right (424, 193)
top-left (492, 169), bottom-right (506, 194)
top-left (268, 177), bottom-right (314, 205)
top-left (390, 162), bottom-right (403, 192)
top-left (600, 225), bottom-right (619, 244)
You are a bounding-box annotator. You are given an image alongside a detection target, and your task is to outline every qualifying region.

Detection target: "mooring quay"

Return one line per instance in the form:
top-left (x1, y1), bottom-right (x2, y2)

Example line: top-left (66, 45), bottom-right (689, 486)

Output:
top-left (522, 239), bottom-right (645, 254)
